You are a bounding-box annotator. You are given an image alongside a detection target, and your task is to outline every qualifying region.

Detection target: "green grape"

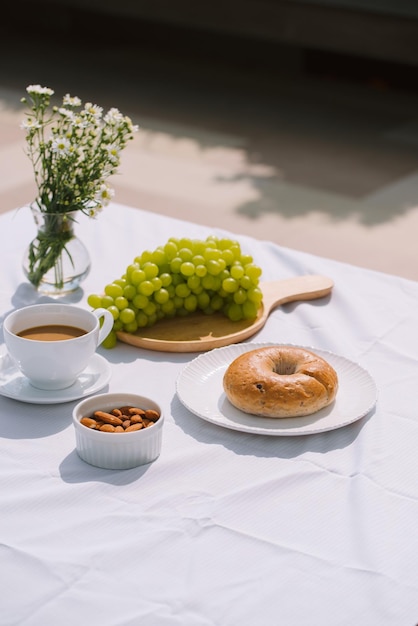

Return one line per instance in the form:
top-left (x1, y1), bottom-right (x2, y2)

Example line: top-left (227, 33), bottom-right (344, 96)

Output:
top-left (230, 244), bottom-right (241, 260)
top-left (230, 264), bottom-right (244, 280)
top-left (101, 330), bottom-right (118, 349)
top-left (217, 238), bottom-right (234, 250)
top-left (191, 240), bottom-right (206, 255)
top-left (197, 292), bottom-right (210, 309)
top-left (87, 294), bottom-right (102, 309)
top-left (187, 275), bottom-right (200, 291)
top-left (243, 300), bottom-right (258, 319)
top-left (207, 260), bottom-right (222, 276)
top-left (210, 294), bottom-right (224, 311)
top-left (144, 302), bottom-right (157, 316)
top-left (105, 282), bottom-right (124, 298)
top-left (126, 263), bottom-right (139, 278)
top-left (170, 257), bottom-right (183, 273)
top-left (158, 263), bottom-right (171, 275)
top-left (161, 299), bottom-right (175, 315)
top-left (114, 278), bottom-right (127, 288)
top-left (195, 264), bottom-right (207, 278)
top-left (164, 241), bottom-right (178, 260)
top-left (247, 287), bottom-right (263, 304)
top-left (178, 237), bottom-right (193, 250)
top-left (119, 308), bottom-right (136, 324)
top-left (151, 247), bottom-right (166, 266)
top-left (233, 288), bottom-right (247, 304)
top-left (245, 263), bottom-right (262, 282)
top-left (222, 277), bottom-right (239, 293)
top-left (175, 283), bottom-right (191, 298)
top-left (138, 280), bottom-right (154, 296)
top-left (219, 269), bottom-right (230, 282)
top-left (154, 288), bottom-right (170, 304)
top-left (239, 275), bottom-right (252, 290)
top-left (178, 248), bottom-right (193, 262)
top-left (143, 262), bottom-right (159, 279)
top-left (211, 276), bottom-right (222, 292)
top-left (173, 295), bottom-right (184, 309)
top-left (226, 303), bottom-right (243, 321)
top-left (115, 296), bottom-right (129, 310)
top-left (221, 249), bottom-right (235, 265)
top-left (204, 248), bottom-right (220, 262)
top-left (130, 268), bottom-right (146, 285)
top-left (136, 311), bottom-right (148, 327)
top-left (108, 305), bottom-right (120, 320)
top-left (192, 254), bottom-right (205, 266)
top-left (240, 254), bottom-right (253, 265)
top-left (204, 237), bottom-right (217, 249)
top-left (123, 284), bottom-right (136, 301)
top-left (202, 274), bottom-right (216, 291)
top-left (123, 320), bottom-right (138, 334)
top-left (184, 294), bottom-right (198, 312)
top-left (101, 295), bottom-right (114, 309)
top-left (140, 250), bottom-right (153, 264)
top-left (171, 273), bottom-right (184, 286)
top-left (151, 276), bottom-right (162, 291)
top-left (146, 313), bottom-right (158, 326)
top-left (133, 293), bottom-right (149, 309)
top-left (113, 319), bottom-right (123, 331)
top-left (166, 284), bottom-right (175, 298)
top-left (159, 272), bottom-right (173, 287)
top-left (180, 261), bottom-right (195, 277)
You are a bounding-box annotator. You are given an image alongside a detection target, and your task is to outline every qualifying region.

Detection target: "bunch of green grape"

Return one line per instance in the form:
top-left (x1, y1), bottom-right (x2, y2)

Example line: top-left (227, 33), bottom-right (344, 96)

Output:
top-left (88, 236), bottom-right (263, 348)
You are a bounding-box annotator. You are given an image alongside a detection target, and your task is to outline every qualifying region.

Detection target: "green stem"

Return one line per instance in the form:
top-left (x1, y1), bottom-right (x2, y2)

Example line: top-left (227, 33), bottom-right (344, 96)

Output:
top-left (27, 213), bottom-right (75, 288)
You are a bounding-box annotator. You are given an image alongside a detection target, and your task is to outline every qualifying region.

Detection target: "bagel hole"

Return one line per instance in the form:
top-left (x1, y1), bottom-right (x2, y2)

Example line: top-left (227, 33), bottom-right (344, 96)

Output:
top-left (273, 363), bottom-right (296, 375)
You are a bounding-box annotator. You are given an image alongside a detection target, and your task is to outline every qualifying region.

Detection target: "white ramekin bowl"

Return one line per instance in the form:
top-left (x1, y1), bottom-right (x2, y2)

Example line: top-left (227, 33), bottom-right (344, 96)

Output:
top-left (72, 392), bottom-right (164, 469)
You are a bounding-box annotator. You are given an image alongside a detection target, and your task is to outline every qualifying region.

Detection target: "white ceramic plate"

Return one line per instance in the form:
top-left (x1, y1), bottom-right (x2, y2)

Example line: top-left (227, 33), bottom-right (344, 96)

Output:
top-left (0, 348), bottom-right (111, 404)
top-left (176, 343), bottom-right (377, 436)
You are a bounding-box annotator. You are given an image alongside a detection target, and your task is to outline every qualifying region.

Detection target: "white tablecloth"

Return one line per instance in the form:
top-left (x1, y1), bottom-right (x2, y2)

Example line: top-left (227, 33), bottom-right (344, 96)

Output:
top-left (1, 203), bottom-right (417, 626)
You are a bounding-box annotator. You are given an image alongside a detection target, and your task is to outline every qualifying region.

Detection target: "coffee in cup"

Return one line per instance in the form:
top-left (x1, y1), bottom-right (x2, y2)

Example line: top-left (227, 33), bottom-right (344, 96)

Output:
top-left (4, 303), bottom-right (113, 390)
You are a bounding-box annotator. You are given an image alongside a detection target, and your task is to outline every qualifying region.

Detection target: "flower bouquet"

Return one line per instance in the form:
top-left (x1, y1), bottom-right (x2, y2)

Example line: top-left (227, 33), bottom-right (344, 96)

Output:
top-left (21, 84), bottom-right (138, 293)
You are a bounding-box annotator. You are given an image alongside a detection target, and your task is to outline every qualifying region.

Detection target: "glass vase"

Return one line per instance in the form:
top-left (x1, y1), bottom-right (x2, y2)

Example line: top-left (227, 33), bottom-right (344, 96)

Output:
top-left (22, 205), bottom-right (91, 295)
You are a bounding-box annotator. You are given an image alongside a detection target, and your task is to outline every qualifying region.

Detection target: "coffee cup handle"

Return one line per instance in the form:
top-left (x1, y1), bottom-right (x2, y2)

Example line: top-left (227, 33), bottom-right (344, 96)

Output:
top-left (93, 308), bottom-right (114, 345)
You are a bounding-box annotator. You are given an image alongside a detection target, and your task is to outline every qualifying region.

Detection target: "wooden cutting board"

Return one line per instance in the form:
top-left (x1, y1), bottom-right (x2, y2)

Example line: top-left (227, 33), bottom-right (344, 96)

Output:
top-left (116, 274), bottom-right (334, 353)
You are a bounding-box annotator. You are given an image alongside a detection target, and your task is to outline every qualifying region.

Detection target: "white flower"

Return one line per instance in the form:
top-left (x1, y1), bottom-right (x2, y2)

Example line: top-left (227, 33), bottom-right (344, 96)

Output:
top-left (20, 117), bottom-right (41, 131)
top-left (26, 85), bottom-right (54, 96)
top-left (71, 114), bottom-right (88, 129)
top-left (51, 135), bottom-right (72, 156)
top-left (58, 107), bottom-right (75, 121)
top-left (96, 184), bottom-right (115, 206)
top-left (104, 144), bottom-right (120, 163)
top-left (63, 93), bottom-right (81, 107)
top-left (104, 108), bottom-right (124, 125)
top-left (84, 103), bottom-right (103, 119)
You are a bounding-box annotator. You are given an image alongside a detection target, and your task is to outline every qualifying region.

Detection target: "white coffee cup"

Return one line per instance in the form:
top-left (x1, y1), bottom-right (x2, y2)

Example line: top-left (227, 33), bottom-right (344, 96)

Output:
top-left (3, 303), bottom-right (113, 390)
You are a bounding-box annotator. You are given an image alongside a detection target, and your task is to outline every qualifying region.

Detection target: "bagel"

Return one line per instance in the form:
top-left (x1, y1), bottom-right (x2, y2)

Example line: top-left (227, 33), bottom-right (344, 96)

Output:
top-left (223, 346), bottom-right (338, 418)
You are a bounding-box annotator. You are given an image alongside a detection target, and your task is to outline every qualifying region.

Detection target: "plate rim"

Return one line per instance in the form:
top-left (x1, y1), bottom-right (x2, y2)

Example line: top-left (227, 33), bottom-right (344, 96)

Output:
top-left (176, 342), bottom-right (378, 436)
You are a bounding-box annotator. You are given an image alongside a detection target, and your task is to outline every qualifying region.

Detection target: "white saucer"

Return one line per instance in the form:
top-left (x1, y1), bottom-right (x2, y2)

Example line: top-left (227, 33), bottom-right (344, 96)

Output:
top-left (0, 349), bottom-right (112, 404)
